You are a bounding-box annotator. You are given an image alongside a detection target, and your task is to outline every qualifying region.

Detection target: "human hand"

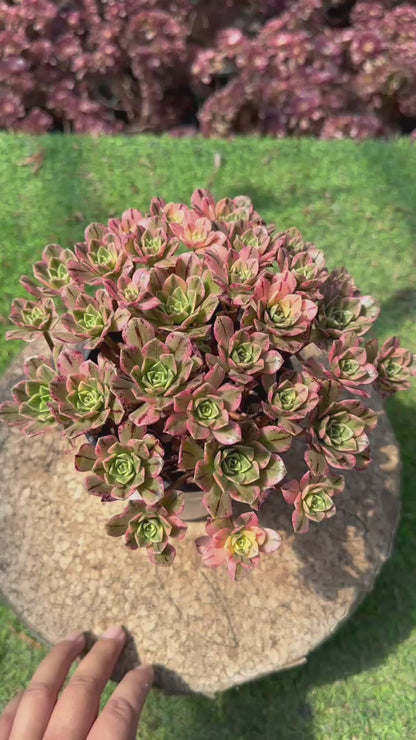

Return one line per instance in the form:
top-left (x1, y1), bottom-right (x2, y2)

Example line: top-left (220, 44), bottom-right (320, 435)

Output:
top-left (0, 625), bottom-right (153, 740)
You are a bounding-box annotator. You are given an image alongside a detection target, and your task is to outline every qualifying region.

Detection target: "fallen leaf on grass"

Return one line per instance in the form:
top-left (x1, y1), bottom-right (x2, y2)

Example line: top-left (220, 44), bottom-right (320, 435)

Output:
top-left (206, 152), bottom-right (222, 188)
top-left (16, 149), bottom-right (45, 175)
top-left (9, 625), bottom-right (43, 649)
top-left (138, 157), bottom-right (154, 170)
top-left (213, 152), bottom-right (222, 169)
top-left (65, 212), bottom-right (85, 223)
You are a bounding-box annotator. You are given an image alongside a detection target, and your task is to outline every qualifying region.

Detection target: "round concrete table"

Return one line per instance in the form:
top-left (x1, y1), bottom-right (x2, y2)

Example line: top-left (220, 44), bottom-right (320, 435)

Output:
top-left (0, 344), bottom-right (401, 695)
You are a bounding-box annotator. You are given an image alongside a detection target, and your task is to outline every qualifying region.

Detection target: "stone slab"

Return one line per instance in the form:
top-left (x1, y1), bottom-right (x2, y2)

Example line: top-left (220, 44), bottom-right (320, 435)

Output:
top-left (0, 344), bottom-right (401, 694)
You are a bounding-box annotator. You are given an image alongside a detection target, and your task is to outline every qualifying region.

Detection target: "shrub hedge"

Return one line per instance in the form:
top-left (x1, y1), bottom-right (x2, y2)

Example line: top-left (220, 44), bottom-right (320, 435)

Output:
top-left (0, 0), bottom-right (415, 137)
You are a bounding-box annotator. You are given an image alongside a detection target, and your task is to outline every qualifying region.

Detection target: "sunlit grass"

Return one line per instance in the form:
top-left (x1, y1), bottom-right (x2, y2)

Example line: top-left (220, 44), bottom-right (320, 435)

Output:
top-left (0, 135), bottom-right (415, 739)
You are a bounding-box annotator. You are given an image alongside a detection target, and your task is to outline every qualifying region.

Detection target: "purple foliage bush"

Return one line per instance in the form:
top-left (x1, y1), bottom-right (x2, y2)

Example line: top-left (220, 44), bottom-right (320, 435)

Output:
top-left (0, 190), bottom-right (414, 580)
top-left (0, 0), bottom-right (415, 137)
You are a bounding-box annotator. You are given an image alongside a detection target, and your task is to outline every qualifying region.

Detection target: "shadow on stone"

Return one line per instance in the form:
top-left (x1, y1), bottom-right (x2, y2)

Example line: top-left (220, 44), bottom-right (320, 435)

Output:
top-left (0, 347), bottom-right (410, 736)
top-left (82, 628), bottom-right (194, 692)
top-left (152, 665), bottom-right (194, 694)
top-left (150, 395), bottom-right (414, 739)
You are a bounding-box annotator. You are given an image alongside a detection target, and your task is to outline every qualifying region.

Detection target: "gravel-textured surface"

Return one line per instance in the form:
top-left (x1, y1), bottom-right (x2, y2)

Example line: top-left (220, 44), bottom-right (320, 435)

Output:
top-left (0, 343), bottom-right (400, 695)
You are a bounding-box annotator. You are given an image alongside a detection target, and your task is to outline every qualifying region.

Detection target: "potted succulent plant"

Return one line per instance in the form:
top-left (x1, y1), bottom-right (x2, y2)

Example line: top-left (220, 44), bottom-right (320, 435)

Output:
top-left (0, 189), bottom-right (414, 581)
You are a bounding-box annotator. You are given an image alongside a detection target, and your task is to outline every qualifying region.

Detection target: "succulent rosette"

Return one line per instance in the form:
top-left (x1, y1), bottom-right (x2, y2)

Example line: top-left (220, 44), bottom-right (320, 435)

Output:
top-left (149, 198), bottom-right (190, 225)
top-left (170, 212), bottom-right (228, 251)
top-left (20, 244), bottom-right (74, 297)
top-left (75, 421), bottom-right (164, 503)
top-left (196, 512), bottom-right (281, 580)
top-left (324, 268), bottom-right (359, 297)
top-left (281, 472), bottom-right (345, 534)
top-left (205, 245), bottom-right (263, 306)
top-left (68, 222), bottom-right (131, 285)
top-left (49, 350), bottom-right (123, 438)
top-left (0, 355), bottom-right (57, 436)
top-left (180, 423), bottom-right (287, 517)
top-left (106, 492), bottom-right (187, 565)
top-left (280, 227), bottom-right (307, 253)
top-left (191, 189), bottom-right (260, 225)
top-left (115, 318), bottom-right (202, 426)
top-left (306, 383), bottom-right (378, 475)
top-left (315, 272), bottom-right (380, 339)
top-left (52, 287), bottom-right (129, 349)
top-left (1, 190), bottom-right (414, 579)
top-left (263, 371), bottom-right (320, 431)
top-left (206, 315), bottom-right (283, 385)
top-left (232, 225), bottom-right (283, 267)
top-left (108, 208), bottom-right (143, 236)
top-left (164, 366), bottom-right (242, 444)
top-left (104, 268), bottom-right (161, 313)
top-left (243, 272), bottom-right (318, 353)
top-left (275, 246), bottom-right (328, 299)
top-left (367, 336), bottom-right (416, 397)
top-left (144, 253), bottom-right (220, 336)
top-left (7, 297), bottom-right (57, 342)
top-left (323, 331), bottom-right (377, 397)
top-left (123, 216), bottom-right (178, 267)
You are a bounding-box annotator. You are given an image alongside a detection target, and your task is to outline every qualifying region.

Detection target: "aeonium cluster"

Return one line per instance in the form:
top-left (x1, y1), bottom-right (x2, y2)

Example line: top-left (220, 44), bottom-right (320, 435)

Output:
top-left (1, 190), bottom-right (414, 581)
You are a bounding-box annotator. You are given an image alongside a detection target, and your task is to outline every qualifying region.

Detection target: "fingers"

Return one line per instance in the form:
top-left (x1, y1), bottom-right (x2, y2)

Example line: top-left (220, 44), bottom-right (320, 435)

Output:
top-left (88, 665), bottom-right (154, 740)
top-left (0, 691), bottom-right (23, 740)
top-left (2, 627), bottom-right (153, 740)
top-left (43, 625), bottom-right (126, 740)
top-left (8, 632), bottom-right (86, 740)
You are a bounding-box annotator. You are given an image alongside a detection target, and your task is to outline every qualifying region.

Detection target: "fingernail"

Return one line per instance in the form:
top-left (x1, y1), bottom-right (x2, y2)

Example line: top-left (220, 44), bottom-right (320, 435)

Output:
top-left (65, 631), bottom-right (86, 644)
top-left (134, 664), bottom-right (154, 682)
top-left (101, 625), bottom-right (126, 641)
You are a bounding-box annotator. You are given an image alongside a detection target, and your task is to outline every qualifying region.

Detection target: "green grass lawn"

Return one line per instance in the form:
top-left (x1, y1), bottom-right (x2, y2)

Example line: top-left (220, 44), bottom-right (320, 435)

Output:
top-left (0, 135), bottom-right (415, 739)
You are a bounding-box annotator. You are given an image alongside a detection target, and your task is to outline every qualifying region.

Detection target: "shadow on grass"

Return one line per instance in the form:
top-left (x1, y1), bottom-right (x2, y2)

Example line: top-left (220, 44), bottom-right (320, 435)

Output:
top-left (1, 140), bottom-right (414, 738)
top-left (377, 287), bottom-right (416, 336)
top-left (143, 395), bottom-right (415, 740)
top-left (358, 143), bottom-right (416, 240)
top-left (229, 183), bottom-right (285, 214)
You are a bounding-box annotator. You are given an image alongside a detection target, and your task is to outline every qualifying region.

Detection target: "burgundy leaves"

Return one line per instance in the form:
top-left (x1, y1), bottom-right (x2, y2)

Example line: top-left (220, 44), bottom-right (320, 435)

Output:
top-left (1, 1), bottom-right (414, 139)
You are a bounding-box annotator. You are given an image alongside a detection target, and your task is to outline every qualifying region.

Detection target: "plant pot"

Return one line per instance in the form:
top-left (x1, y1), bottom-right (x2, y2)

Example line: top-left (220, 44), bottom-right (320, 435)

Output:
top-left (178, 484), bottom-right (207, 522)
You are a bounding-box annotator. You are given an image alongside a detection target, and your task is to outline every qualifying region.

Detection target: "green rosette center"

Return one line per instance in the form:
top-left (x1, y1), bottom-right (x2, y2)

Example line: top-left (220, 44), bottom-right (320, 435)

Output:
top-left (305, 491), bottom-right (331, 513)
top-left (143, 360), bottom-right (175, 392)
top-left (327, 419), bottom-right (354, 447)
top-left (232, 343), bottom-right (253, 364)
top-left (165, 286), bottom-right (190, 320)
top-left (230, 532), bottom-right (252, 556)
top-left (73, 383), bottom-right (104, 413)
top-left (108, 452), bottom-right (136, 485)
top-left (92, 246), bottom-right (115, 267)
top-left (27, 384), bottom-right (53, 420)
top-left (327, 307), bottom-right (353, 330)
top-left (47, 259), bottom-right (70, 285)
top-left (194, 398), bottom-right (219, 422)
top-left (24, 306), bottom-right (46, 326)
top-left (143, 233), bottom-right (162, 254)
top-left (269, 302), bottom-right (291, 327)
top-left (230, 264), bottom-right (251, 283)
top-left (384, 359), bottom-right (402, 378)
top-left (78, 306), bottom-right (104, 333)
top-left (340, 358), bottom-right (359, 376)
top-left (279, 388), bottom-right (297, 410)
top-left (123, 284), bottom-right (139, 302)
top-left (137, 518), bottom-right (164, 545)
top-left (221, 448), bottom-right (252, 477)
